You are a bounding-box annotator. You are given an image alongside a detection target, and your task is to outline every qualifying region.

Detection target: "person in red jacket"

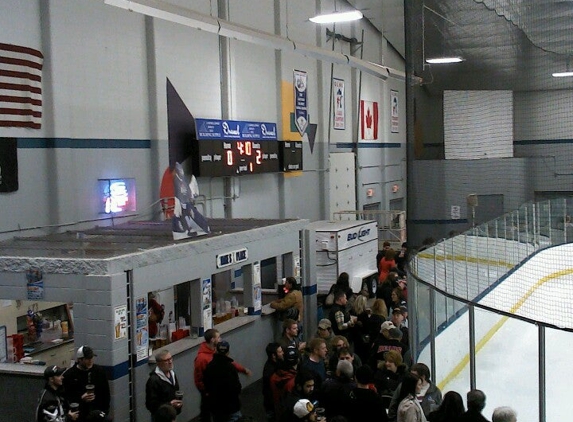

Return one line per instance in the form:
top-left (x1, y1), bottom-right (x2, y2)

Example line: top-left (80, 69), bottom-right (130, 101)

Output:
top-left (270, 346), bottom-right (299, 422)
top-left (193, 328), bottom-right (251, 421)
top-left (378, 249), bottom-right (396, 283)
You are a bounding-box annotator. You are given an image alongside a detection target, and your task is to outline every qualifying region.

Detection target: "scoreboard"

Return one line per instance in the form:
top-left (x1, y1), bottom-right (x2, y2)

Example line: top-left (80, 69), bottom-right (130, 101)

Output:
top-left (191, 118), bottom-right (302, 177)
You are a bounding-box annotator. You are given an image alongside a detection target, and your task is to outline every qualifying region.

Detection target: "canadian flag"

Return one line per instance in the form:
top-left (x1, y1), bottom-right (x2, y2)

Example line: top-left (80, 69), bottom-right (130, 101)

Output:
top-left (360, 100), bottom-right (378, 140)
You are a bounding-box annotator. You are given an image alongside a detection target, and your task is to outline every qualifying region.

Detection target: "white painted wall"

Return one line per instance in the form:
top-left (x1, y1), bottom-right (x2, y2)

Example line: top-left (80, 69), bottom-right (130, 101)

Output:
top-left (444, 90), bottom-right (514, 159)
top-left (0, 0), bottom-right (406, 241)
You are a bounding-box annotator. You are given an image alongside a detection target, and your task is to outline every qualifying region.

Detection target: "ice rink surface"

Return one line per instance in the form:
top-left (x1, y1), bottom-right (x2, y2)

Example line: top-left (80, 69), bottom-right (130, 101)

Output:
top-left (418, 244), bottom-right (573, 422)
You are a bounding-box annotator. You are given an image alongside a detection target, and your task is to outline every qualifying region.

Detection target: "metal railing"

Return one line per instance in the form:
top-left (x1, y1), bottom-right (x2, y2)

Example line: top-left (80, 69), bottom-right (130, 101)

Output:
top-left (408, 197), bottom-right (573, 422)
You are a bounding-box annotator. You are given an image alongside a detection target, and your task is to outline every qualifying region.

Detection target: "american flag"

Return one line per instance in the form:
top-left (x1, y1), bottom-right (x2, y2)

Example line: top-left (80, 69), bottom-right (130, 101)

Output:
top-left (0, 43), bottom-right (44, 129)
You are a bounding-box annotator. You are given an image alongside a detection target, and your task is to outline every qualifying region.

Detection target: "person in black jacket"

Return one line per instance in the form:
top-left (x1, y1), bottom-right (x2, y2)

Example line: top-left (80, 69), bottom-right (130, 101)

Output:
top-left (318, 360), bottom-right (355, 420)
top-left (36, 365), bottom-right (79, 422)
top-left (457, 390), bottom-right (490, 422)
top-left (427, 391), bottom-right (465, 422)
top-left (145, 350), bottom-right (183, 420)
top-left (203, 340), bottom-right (243, 422)
top-left (373, 350), bottom-right (407, 409)
top-left (63, 346), bottom-right (110, 422)
top-left (281, 369), bottom-right (317, 422)
top-left (348, 365), bottom-right (387, 422)
top-left (328, 290), bottom-right (357, 338)
top-left (263, 342), bottom-right (284, 421)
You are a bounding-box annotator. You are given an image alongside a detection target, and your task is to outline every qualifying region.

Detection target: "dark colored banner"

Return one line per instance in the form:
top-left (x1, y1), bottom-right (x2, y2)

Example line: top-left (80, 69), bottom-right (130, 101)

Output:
top-left (0, 138), bottom-right (18, 192)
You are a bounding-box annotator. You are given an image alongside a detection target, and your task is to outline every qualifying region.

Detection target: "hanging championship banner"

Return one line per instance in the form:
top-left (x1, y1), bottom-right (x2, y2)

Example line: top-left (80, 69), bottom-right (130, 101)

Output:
top-left (391, 90), bottom-right (399, 133)
top-left (333, 78), bottom-right (345, 130)
top-left (293, 70), bottom-right (308, 135)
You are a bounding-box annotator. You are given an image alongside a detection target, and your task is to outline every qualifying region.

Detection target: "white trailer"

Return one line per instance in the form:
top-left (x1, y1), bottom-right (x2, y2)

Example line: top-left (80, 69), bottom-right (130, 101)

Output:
top-left (307, 220), bottom-right (379, 294)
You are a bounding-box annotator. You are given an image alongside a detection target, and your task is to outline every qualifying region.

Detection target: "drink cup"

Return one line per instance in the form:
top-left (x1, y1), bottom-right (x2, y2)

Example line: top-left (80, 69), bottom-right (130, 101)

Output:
top-left (85, 384), bottom-right (95, 397)
top-left (69, 403), bottom-right (80, 412)
top-left (175, 391), bottom-right (183, 400)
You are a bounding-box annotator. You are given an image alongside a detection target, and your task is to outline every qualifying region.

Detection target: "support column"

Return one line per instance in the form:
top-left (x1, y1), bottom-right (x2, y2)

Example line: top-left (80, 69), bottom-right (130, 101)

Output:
top-left (468, 304), bottom-right (476, 391)
top-left (243, 262), bottom-right (262, 316)
top-left (301, 227), bottom-right (317, 341)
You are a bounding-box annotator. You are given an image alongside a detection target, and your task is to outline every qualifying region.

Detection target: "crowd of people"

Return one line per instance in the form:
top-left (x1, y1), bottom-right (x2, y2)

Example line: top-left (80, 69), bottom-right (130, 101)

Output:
top-left (36, 242), bottom-right (518, 422)
top-left (252, 242), bottom-right (518, 422)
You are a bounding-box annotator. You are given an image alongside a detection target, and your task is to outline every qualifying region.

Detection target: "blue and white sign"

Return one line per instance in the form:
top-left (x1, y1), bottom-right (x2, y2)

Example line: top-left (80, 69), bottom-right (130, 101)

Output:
top-left (294, 70), bottom-right (308, 135)
top-left (195, 118), bottom-right (277, 141)
top-left (337, 221), bottom-right (378, 250)
top-left (26, 268), bottom-right (44, 300)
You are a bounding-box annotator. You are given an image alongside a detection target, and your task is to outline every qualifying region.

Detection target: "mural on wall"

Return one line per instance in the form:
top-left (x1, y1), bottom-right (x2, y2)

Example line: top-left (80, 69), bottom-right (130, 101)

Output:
top-left (160, 78), bottom-right (196, 218)
top-left (171, 162), bottom-right (210, 240)
top-left (0, 43), bottom-right (43, 129)
top-left (160, 79), bottom-right (210, 239)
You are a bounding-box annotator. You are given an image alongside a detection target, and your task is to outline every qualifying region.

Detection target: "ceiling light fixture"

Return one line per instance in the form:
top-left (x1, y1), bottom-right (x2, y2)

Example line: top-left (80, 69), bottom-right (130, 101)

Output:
top-left (310, 10), bottom-right (363, 24)
top-left (426, 57), bottom-right (463, 64)
top-left (552, 71), bottom-right (573, 78)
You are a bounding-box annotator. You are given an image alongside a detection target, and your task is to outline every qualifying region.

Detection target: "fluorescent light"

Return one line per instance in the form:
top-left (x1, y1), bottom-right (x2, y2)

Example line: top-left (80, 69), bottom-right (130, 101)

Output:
top-left (104, 0), bottom-right (403, 80)
top-left (426, 57), bottom-right (463, 64)
top-left (310, 10), bottom-right (363, 24)
top-left (552, 71), bottom-right (573, 78)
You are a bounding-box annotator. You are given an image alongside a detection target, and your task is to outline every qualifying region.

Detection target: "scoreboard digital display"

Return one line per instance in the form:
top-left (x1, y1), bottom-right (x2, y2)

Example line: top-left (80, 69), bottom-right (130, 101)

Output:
top-left (191, 118), bottom-right (302, 177)
top-left (191, 138), bottom-right (280, 177)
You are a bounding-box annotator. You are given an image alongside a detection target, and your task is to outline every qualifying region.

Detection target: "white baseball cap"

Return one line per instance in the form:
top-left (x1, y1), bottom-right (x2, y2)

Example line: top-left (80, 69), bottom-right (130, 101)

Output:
top-left (293, 399), bottom-right (314, 419)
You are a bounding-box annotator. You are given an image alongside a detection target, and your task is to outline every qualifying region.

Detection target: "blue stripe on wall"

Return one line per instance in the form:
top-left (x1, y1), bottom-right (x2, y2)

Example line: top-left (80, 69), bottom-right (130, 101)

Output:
top-left (515, 139), bottom-right (573, 145)
top-left (17, 138), bottom-right (151, 149)
top-left (302, 284), bottom-right (317, 296)
top-left (103, 360), bottom-right (131, 380)
top-left (409, 219), bottom-right (469, 225)
top-left (335, 142), bottom-right (402, 149)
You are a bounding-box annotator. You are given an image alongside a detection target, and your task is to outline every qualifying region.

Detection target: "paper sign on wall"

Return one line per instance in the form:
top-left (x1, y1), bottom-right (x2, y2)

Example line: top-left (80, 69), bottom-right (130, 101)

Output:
top-left (114, 305), bottom-right (128, 340)
top-left (135, 297), bottom-right (149, 361)
top-left (203, 278), bottom-right (212, 330)
top-left (451, 205), bottom-right (461, 220)
top-left (253, 262), bottom-right (262, 312)
top-left (26, 268), bottom-right (44, 300)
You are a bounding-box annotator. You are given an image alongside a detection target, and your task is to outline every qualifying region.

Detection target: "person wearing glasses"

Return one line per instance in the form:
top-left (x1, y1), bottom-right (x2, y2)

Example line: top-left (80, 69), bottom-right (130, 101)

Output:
top-left (145, 350), bottom-right (183, 420)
